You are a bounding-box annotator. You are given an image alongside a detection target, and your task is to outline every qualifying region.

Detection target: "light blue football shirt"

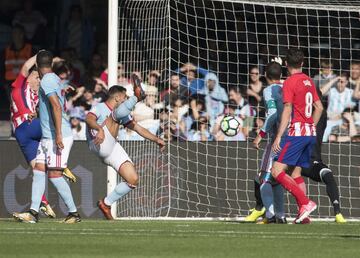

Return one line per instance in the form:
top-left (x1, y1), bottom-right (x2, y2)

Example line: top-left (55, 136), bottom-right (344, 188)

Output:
top-left (86, 102), bottom-right (133, 142)
top-left (38, 72), bottom-right (72, 139)
top-left (261, 83), bottom-right (284, 139)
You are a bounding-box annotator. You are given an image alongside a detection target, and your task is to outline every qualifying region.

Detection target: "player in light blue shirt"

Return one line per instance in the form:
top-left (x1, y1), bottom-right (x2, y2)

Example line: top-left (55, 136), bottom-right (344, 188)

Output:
top-left (86, 74), bottom-right (165, 220)
top-left (13, 50), bottom-right (79, 223)
top-left (247, 62), bottom-right (286, 224)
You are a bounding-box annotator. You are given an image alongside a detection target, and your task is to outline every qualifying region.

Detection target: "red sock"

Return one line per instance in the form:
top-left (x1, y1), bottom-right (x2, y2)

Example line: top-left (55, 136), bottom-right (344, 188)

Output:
top-left (275, 171), bottom-right (309, 206)
top-left (41, 194), bottom-right (49, 205)
top-left (293, 176), bottom-right (307, 208)
top-left (294, 176), bottom-right (306, 195)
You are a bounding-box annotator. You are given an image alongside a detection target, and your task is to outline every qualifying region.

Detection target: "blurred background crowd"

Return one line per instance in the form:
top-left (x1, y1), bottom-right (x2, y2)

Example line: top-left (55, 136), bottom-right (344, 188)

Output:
top-left (1, 0), bottom-right (360, 142)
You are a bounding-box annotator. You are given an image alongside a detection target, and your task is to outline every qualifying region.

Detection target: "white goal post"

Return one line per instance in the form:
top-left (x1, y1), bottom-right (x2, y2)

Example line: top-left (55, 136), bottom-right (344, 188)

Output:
top-left (108, 0), bottom-right (360, 220)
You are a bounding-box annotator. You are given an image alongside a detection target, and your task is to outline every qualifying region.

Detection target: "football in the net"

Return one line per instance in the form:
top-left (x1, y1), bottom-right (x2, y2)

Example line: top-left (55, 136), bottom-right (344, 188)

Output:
top-left (220, 115), bottom-right (240, 137)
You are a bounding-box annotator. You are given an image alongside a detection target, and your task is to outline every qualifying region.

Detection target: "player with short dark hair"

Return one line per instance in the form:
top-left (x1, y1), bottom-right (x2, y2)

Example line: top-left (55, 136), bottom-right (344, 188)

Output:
top-left (271, 48), bottom-right (324, 224)
top-left (13, 50), bottom-right (80, 223)
top-left (248, 60), bottom-right (346, 223)
top-left (252, 61), bottom-right (286, 224)
top-left (86, 74), bottom-right (165, 220)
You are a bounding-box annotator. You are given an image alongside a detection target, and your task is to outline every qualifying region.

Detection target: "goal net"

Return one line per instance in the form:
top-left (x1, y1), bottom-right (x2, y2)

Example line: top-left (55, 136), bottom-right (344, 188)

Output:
top-left (114, 0), bottom-right (360, 220)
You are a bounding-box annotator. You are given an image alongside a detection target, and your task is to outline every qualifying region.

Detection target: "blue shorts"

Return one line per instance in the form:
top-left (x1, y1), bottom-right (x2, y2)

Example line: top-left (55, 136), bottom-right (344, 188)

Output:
top-left (14, 118), bottom-right (42, 163)
top-left (275, 135), bottom-right (316, 168)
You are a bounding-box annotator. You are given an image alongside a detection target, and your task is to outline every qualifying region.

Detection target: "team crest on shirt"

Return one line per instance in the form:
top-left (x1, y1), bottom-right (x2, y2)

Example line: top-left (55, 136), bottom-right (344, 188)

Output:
top-left (303, 80), bottom-right (311, 87)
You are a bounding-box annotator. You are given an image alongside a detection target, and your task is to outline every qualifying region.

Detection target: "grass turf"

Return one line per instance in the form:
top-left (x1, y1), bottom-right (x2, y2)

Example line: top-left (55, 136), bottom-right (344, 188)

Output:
top-left (0, 219), bottom-right (359, 258)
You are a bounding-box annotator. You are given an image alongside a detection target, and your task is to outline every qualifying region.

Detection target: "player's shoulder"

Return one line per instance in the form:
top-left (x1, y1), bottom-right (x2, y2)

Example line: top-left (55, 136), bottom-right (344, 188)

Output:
top-left (41, 73), bottom-right (60, 89)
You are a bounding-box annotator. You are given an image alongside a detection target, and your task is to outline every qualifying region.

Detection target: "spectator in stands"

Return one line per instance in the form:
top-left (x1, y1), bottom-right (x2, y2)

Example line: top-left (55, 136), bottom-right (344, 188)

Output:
top-left (146, 70), bottom-right (160, 87)
top-left (212, 100), bottom-right (246, 141)
top-left (179, 95), bottom-right (207, 138)
top-left (100, 63), bottom-right (129, 86)
top-left (12, 0), bottom-right (47, 43)
top-left (329, 111), bottom-right (360, 142)
top-left (73, 88), bottom-right (96, 111)
top-left (4, 25), bottom-right (32, 83)
top-left (60, 48), bottom-right (85, 84)
top-left (132, 85), bottom-right (160, 134)
top-left (321, 72), bottom-right (357, 141)
top-left (59, 4), bottom-right (94, 62)
top-left (247, 66), bottom-right (265, 118)
top-left (350, 61), bottom-right (360, 88)
top-left (312, 59), bottom-right (337, 108)
top-left (199, 72), bottom-right (228, 129)
top-left (160, 73), bottom-right (188, 107)
top-left (93, 78), bottom-right (108, 103)
top-left (228, 86), bottom-right (255, 136)
top-left (176, 62), bottom-right (208, 95)
top-left (187, 116), bottom-right (212, 141)
top-left (69, 107), bottom-right (86, 140)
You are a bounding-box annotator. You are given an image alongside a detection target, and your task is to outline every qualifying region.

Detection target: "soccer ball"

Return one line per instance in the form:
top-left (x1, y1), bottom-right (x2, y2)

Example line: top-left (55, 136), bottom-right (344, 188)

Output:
top-left (220, 115), bottom-right (240, 137)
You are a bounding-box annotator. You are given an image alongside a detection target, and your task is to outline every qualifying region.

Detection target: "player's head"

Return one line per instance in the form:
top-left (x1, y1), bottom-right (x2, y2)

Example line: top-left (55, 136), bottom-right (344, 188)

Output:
top-left (336, 72), bottom-right (349, 93)
top-left (36, 50), bottom-right (53, 76)
top-left (108, 85), bottom-right (127, 107)
top-left (265, 62), bottom-right (282, 82)
top-left (53, 60), bottom-right (71, 81)
top-left (27, 65), bottom-right (40, 91)
top-left (285, 48), bottom-right (304, 69)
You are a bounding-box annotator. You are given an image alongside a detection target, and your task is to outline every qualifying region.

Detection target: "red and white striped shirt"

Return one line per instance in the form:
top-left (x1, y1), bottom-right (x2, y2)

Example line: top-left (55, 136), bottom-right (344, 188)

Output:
top-left (283, 72), bottom-right (319, 137)
top-left (10, 74), bottom-right (39, 129)
top-left (288, 122), bottom-right (317, 136)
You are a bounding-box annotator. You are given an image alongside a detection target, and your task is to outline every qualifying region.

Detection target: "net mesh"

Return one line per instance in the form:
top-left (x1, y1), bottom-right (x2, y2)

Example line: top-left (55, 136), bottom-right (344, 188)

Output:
top-left (115, 0), bottom-right (360, 219)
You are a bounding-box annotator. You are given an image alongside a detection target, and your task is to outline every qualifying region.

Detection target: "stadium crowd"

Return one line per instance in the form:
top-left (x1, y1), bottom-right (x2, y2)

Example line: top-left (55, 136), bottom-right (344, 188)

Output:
top-left (1, 1), bottom-right (360, 142)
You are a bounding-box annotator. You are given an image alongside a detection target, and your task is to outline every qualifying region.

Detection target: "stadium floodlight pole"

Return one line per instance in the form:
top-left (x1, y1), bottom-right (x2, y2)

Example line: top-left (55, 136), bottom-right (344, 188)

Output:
top-left (108, 0), bottom-right (119, 219)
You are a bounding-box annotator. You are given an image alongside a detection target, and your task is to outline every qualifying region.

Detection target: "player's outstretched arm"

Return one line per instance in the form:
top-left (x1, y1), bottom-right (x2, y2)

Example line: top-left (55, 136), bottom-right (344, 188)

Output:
top-left (127, 121), bottom-right (165, 152)
top-left (272, 102), bottom-right (292, 153)
top-left (20, 54), bottom-right (37, 77)
top-left (48, 95), bottom-right (64, 149)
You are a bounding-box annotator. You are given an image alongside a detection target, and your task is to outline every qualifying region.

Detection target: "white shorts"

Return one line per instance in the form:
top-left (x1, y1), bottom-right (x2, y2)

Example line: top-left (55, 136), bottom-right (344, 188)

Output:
top-left (36, 136), bottom-right (73, 169)
top-left (88, 125), bottom-right (132, 171)
top-left (260, 142), bottom-right (277, 173)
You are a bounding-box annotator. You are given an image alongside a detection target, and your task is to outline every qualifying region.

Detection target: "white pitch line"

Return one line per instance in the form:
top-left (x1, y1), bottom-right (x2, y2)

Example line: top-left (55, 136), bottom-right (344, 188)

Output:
top-left (1, 228), bottom-right (359, 239)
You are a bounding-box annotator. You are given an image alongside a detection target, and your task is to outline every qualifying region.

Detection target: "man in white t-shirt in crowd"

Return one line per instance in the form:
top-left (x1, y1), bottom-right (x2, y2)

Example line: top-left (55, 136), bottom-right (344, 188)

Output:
top-left (320, 72), bottom-right (356, 141)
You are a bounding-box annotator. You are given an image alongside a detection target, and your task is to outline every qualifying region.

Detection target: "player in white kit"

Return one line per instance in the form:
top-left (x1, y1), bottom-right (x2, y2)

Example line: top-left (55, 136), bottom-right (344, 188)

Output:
top-left (86, 74), bottom-right (165, 220)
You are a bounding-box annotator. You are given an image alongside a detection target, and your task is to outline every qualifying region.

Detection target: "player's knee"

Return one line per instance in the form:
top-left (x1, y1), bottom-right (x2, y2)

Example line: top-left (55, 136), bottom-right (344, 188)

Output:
top-left (48, 170), bottom-right (63, 178)
top-left (34, 162), bottom-right (46, 172)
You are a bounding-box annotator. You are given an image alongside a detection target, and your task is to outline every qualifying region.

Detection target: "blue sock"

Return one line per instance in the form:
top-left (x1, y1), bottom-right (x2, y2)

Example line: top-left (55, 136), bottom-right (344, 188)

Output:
top-left (273, 184), bottom-right (285, 218)
top-left (104, 182), bottom-right (133, 206)
top-left (260, 182), bottom-right (275, 218)
top-left (49, 177), bottom-right (77, 213)
top-left (112, 96), bottom-right (137, 122)
top-left (30, 170), bottom-right (46, 212)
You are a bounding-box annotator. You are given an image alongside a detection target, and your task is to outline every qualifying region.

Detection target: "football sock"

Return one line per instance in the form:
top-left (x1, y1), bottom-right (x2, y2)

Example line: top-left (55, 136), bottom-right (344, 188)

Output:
top-left (273, 184), bottom-right (285, 218)
top-left (30, 170), bottom-right (46, 212)
top-left (294, 176), bottom-right (307, 195)
top-left (104, 182), bottom-right (134, 206)
top-left (275, 171), bottom-right (309, 206)
top-left (321, 172), bottom-right (341, 215)
top-left (41, 194), bottom-right (49, 205)
top-left (254, 179), bottom-right (264, 210)
top-left (112, 96), bottom-right (137, 122)
top-left (260, 182), bottom-right (275, 218)
top-left (49, 176), bottom-right (77, 213)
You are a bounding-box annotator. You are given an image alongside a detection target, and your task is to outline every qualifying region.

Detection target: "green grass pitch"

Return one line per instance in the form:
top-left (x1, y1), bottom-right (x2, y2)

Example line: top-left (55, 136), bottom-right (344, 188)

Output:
top-left (0, 219), bottom-right (359, 258)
